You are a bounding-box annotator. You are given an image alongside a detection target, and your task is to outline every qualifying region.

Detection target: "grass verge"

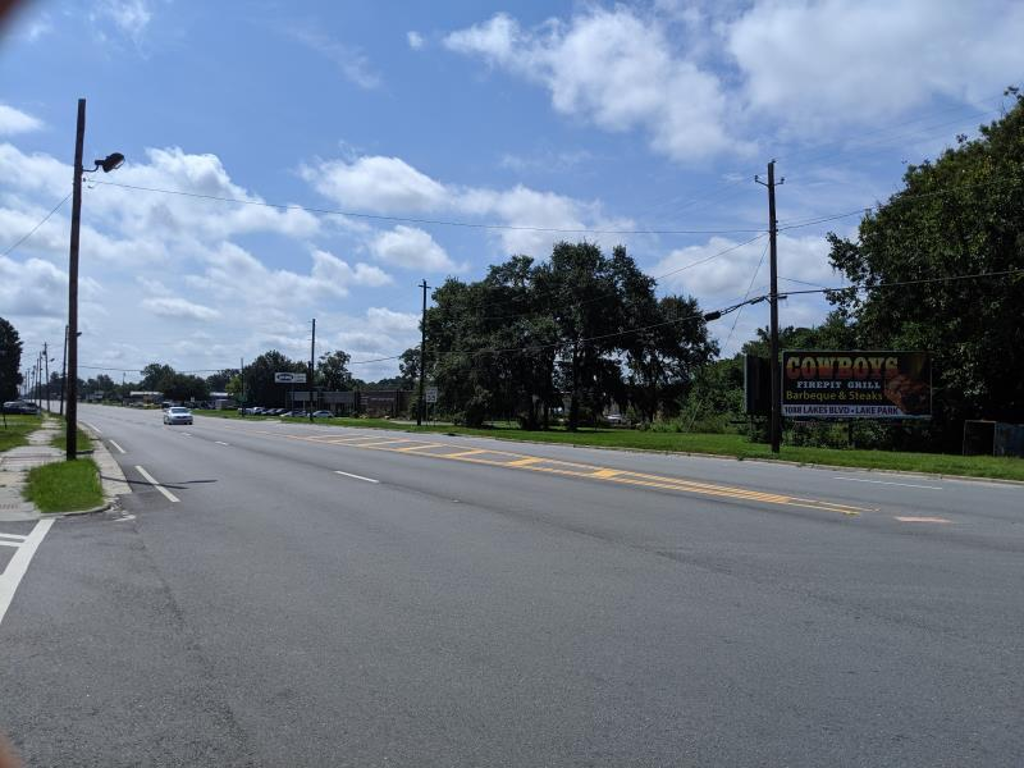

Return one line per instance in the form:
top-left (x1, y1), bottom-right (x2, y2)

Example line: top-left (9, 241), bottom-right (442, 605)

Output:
top-left (191, 409), bottom-right (1024, 482)
top-left (0, 414), bottom-right (42, 453)
top-left (50, 423), bottom-right (94, 453)
top-left (24, 458), bottom-right (104, 513)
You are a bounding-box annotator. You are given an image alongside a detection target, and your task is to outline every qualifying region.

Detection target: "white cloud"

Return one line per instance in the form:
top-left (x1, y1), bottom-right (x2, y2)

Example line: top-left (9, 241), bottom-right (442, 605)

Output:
top-left (407, 31), bottom-right (424, 50)
top-left (302, 153), bottom-right (635, 257)
top-left (444, 9), bottom-right (748, 161)
top-left (98, 0), bottom-right (153, 41)
top-left (289, 28), bottom-right (381, 89)
top-left (370, 225), bottom-right (458, 272)
top-left (726, 0), bottom-right (1024, 133)
top-left (142, 296), bottom-right (221, 321)
top-left (0, 105), bottom-right (43, 136)
top-left (652, 233), bottom-right (840, 301)
top-left (0, 254), bottom-right (69, 317)
top-left (300, 155), bottom-right (448, 214)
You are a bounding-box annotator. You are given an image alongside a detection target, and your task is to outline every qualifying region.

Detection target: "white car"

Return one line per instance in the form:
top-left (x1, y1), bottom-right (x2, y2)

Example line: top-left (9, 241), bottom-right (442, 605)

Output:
top-left (163, 406), bottom-right (193, 425)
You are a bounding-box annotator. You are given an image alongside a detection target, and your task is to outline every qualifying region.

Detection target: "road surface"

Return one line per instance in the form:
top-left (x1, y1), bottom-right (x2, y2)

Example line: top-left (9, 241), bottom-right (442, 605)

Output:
top-left (2, 404), bottom-right (1022, 766)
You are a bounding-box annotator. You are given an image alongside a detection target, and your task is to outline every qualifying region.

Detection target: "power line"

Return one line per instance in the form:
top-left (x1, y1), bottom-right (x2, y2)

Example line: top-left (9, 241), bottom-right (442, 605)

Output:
top-left (87, 179), bottom-right (765, 236)
top-left (2, 192), bottom-right (72, 257)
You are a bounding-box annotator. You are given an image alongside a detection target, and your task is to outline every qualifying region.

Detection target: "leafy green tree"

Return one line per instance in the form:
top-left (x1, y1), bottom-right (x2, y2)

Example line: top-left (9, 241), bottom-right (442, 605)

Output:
top-left (826, 91), bottom-right (1024, 448)
top-left (205, 369), bottom-right (238, 392)
top-left (244, 351), bottom-right (305, 407)
top-left (317, 350), bottom-right (353, 391)
top-left (0, 317), bottom-right (24, 401)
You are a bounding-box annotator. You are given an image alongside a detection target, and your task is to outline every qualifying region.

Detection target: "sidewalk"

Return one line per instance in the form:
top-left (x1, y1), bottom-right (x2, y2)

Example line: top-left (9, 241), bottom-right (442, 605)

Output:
top-left (0, 418), bottom-right (129, 521)
top-left (0, 419), bottom-right (63, 522)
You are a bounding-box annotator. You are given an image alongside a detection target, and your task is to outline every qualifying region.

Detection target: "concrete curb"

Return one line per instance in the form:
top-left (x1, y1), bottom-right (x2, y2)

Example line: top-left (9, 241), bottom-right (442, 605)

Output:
top-left (48, 501), bottom-right (113, 518)
top-left (78, 423), bottom-right (131, 501)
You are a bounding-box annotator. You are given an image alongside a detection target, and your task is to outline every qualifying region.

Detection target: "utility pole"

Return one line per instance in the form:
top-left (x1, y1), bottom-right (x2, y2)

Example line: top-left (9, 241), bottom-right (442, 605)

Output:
top-left (43, 342), bottom-right (50, 413)
top-left (416, 280), bottom-right (429, 427)
top-left (755, 160), bottom-right (784, 454)
top-left (60, 325), bottom-right (68, 416)
top-left (65, 98), bottom-right (86, 460)
top-left (308, 318), bottom-right (316, 422)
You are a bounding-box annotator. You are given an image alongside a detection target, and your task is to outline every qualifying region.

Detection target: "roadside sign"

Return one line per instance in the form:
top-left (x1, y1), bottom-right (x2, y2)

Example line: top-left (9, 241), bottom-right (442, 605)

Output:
top-left (425, 386), bottom-right (438, 404)
top-left (274, 372), bottom-right (307, 384)
top-left (781, 350), bottom-right (931, 419)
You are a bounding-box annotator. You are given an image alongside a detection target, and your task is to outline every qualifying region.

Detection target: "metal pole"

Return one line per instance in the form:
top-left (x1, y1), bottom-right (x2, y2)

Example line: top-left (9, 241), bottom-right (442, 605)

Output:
top-left (766, 160), bottom-right (782, 454)
top-left (66, 98), bottom-right (85, 460)
top-left (417, 280), bottom-right (428, 426)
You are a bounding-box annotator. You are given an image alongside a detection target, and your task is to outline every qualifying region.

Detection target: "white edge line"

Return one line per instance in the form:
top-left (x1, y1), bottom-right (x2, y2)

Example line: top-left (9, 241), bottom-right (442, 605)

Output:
top-left (834, 476), bottom-right (941, 490)
top-left (80, 420), bottom-right (102, 434)
top-left (215, 441), bottom-right (230, 446)
top-left (0, 517), bottom-right (55, 626)
top-left (108, 439), bottom-right (126, 454)
top-left (334, 470), bottom-right (380, 484)
top-left (134, 465), bottom-right (180, 503)
top-left (0, 533), bottom-right (28, 541)
top-left (0, 541), bottom-right (21, 548)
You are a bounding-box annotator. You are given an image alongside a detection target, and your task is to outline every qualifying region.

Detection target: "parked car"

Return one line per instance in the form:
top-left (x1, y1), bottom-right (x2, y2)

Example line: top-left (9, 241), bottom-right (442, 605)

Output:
top-left (311, 410), bottom-right (333, 418)
top-left (163, 406), bottom-right (193, 425)
top-left (2, 400), bottom-right (39, 415)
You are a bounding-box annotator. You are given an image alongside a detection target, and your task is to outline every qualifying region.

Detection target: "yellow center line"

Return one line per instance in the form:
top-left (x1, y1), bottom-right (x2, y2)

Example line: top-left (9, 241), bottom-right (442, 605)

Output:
top-left (219, 423), bottom-right (867, 516)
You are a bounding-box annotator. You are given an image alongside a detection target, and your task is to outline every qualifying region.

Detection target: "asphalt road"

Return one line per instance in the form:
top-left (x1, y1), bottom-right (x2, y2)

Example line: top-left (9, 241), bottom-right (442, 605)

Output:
top-left (2, 405), bottom-right (1022, 767)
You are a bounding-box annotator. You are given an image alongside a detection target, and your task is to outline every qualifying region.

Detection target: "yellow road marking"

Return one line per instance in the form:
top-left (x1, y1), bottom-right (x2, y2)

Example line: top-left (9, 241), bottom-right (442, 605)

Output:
top-left (222, 424), bottom-right (869, 515)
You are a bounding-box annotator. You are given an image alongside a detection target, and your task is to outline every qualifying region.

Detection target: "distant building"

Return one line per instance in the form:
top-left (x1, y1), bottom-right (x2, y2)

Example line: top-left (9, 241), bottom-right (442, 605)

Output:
top-left (128, 390), bottom-right (162, 405)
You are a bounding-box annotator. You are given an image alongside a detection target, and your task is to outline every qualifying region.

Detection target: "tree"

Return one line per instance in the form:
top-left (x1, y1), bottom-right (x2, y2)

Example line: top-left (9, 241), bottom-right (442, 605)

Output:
top-left (205, 369), bottom-right (238, 392)
top-left (244, 351), bottom-right (305, 407)
top-left (317, 350), bottom-right (353, 391)
top-left (826, 91), bottom-right (1024, 449)
top-left (0, 317), bottom-right (23, 402)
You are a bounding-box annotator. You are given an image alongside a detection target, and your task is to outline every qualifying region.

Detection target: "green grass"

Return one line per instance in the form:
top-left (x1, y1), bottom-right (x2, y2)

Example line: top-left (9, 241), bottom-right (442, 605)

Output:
top-left (24, 458), bottom-right (104, 513)
top-left (190, 408), bottom-right (1024, 481)
top-left (50, 423), bottom-right (94, 453)
top-left (0, 414), bottom-right (42, 453)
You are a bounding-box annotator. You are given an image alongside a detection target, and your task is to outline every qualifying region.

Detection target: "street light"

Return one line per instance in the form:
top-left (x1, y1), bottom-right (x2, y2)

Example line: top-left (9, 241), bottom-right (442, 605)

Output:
top-left (66, 98), bottom-right (123, 460)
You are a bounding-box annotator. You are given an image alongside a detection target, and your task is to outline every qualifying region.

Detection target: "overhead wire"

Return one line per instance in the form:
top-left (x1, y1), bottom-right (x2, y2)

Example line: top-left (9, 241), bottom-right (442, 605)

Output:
top-left (2, 191), bottom-right (72, 257)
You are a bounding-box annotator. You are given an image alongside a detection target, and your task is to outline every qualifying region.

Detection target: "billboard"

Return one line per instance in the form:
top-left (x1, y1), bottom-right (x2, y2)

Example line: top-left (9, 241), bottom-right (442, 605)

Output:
top-left (274, 372), bottom-right (307, 384)
top-left (782, 351), bottom-right (931, 419)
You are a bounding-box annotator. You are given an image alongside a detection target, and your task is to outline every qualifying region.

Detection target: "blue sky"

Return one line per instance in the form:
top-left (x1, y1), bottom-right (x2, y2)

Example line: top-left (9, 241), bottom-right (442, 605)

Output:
top-left (2, 0), bottom-right (1022, 381)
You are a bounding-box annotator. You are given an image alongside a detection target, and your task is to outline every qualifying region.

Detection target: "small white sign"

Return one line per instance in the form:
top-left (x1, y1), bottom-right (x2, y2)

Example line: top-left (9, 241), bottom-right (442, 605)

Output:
top-left (275, 372), bottom-right (307, 384)
top-left (425, 386), bottom-right (438, 404)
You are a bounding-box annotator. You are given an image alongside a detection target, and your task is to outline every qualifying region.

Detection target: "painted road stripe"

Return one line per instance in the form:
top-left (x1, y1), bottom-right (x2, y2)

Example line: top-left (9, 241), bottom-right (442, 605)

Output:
top-left (0, 533), bottom-right (28, 541)
top-left (81, 420), bottom-right (102, 434)
top-left (215, 441), bottom-right (231, 446)
top-left (134, 465), bottom-right (180, 503)
top-left (108, 439), bottom-right (126, 454)
top-left (835, 476), bottom-right (941, 490)
top-left (896, 515), bottom-right (953, 523)
top-left (0, 541), bottom-right (20, 548)
top-left (0, 518), bottom-right (55, 626)
top-left (334, 470), bottom-right (380, 484)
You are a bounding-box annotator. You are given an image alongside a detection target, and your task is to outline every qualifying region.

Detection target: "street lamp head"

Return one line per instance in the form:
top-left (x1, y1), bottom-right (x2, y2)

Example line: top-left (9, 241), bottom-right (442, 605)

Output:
top-left (96, 152), bottom-right (125, 173)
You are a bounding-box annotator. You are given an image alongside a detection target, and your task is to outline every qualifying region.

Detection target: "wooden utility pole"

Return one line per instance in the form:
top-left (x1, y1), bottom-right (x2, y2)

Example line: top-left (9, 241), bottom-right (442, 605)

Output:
top-left (60, 325), bottom-right (68, 416)
top-left (756, 160), bottom-right (784, 454)
top-left (43, 342), bottom-right (49, 413)
top-left (308, 319), bottom-right (316, 421)
top-left (416, 280), bottom-right (429, 427)
top-left (66, 98), bottom-right (86, 460)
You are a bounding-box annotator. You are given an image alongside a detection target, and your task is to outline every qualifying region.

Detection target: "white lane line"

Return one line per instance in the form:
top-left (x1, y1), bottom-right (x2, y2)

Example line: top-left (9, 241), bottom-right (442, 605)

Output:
top-left (181, 432), bottom-right (192, 439)
top-left (134, 465), bottom-right (180, 503)
top-left (895, 515), bottom-right (953, 524)
top-left (108, 439), bottom-right (126, 454)
top-left (0, 533), bottom-right (28, 541)
top-left (0, 518), bottom-right (55, 626)
top-left (0, 541), bottom-right (20, 548)
top-left (80, 420), bottom-right (102, 434)
top-left (833, 476), bottom-right (941, 490)
top-left (334, 470), bottom-right (380, 484)
top-left (215, 441), bottom-right (231, 446)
